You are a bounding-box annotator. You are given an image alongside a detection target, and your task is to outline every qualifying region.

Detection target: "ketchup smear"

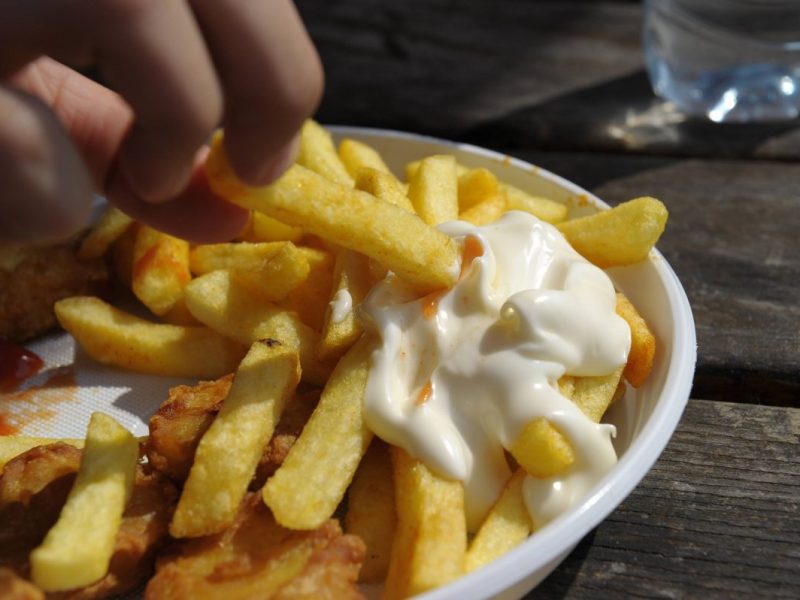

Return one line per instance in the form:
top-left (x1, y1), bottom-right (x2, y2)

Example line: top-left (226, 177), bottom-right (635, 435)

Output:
top-left (0, 339), bottom-right (44, 393)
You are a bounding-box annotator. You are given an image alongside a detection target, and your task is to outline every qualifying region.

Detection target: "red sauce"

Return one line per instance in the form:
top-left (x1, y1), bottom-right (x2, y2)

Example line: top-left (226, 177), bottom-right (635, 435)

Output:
top-left (0, 339), bottom-right (44, 393)
top-left (0, 414), bottom-right (19, 435)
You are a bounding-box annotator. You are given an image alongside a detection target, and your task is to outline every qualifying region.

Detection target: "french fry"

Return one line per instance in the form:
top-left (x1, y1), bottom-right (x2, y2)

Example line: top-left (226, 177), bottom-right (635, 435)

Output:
top-left (183, 269), bottom-right (333, 386)
top-left (571, 366), bottom-right (625, 423)
top-left (171, 341), bottom-right (301, 538)
top-left (77, 206), bottom-right (133, 260)
top-left (55, 296), bottom-right (245, 378)
top-left (339, 138), bottom-right (396, 181)
top-left (458, 192), bottom-right (508, 225)
top-left (407, 154), bottom-right (459, 226)
top-left (465, 469), bottom-right (531, 573)
top-left (344, 440), bottom-right (397, 582)
top-left (616, 292), bottom-right (656, 388)
top-left (277, 247), bottom-right (335, 332)
top-left (262, 336), bottom-right (374, 530)
top-left (298, 120), bottom-right (354, 187)
top-left (318, 249), bottom-right (372, 361)
top-left (457, 167), bottom-right (500, 211)
top-left (131, 225), bottom-right (191, 316)
top-left (0, 437), bottom-right (84, 470)
top-left (502, 183), bottom-right (568, 224)
top-left (189, 242), bottom-right (310, 302)
top-left (557, 197), bottom-right (668, 268)
top-left (509, 417), bottom-right (575, 479)
top-left (383, 447), bottom-right (466, 599)
top-left (206, 134), bottom-right (460, 295)
top-left (247, 212), bottom-right (304, 243)
top-left (112, 223), bottom-right (138, 287)
top-left (354, 167), bottom-right (415, 213)
top-left (30, 413), bottom-right (138, 591)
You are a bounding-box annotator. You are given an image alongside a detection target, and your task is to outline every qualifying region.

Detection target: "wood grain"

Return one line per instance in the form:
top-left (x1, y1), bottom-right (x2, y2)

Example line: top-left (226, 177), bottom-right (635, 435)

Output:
top-left (533, 399), bottom-right (800, 599)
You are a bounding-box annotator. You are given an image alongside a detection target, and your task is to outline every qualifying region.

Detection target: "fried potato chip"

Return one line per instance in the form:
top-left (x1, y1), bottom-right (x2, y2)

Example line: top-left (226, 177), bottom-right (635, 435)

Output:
top-left (30, 413), bottom-right (138, 591)
top-left (55, 296), bottom-right (245, 378)
top-left (0, 437), bottom-right (84, 470)
top-left (189, 242), bottom-right (310, 302)
top-left (262, 336), bottom-right (374, 530)
top-left (344, 440), bottom-right (396, 582)
top-left (171, 341), bottom-right (301, 538)
top-left (465, 469), bottom-right (531, 573)
top-left (354, 167), bottom-right (415, 213)
top-left (183, 270), bottom-right (333, 386)
top-left (298, 120), bottom-right (354, 186)
top-left (557, 197), bottom-right (668, 268)
top-left (408, 154), bottom-right (459, 226)
top-left (77, 206), bottom-right (133, 260)
top-left (206, 134), bottom-right (460, 294)
top-left (131, 226), bottom-right (191, 316)
top-left (318, 250), bottom-right (372, 362)
top-left (383, 447), bottom-right (466, 599)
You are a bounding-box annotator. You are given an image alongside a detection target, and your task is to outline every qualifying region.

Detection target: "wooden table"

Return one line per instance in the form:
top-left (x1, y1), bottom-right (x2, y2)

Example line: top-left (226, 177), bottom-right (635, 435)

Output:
top-left (297, 1), bottom-right (800, 597)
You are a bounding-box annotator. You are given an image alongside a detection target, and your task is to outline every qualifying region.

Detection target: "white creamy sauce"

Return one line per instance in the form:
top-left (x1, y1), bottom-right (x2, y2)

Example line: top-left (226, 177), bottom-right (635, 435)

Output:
top-left (329, 288), bottom-right (353, 323)
top-left (360, 211), bottom-right (631, 530)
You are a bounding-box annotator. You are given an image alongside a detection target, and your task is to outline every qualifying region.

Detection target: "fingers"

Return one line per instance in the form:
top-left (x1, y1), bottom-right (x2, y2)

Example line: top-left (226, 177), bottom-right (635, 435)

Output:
top-left (95, 0), bottom-right (223, 202)
top-left (190, 0), bottom-right (324, 185)
top-left (0, 85), bottom-right (94, 244)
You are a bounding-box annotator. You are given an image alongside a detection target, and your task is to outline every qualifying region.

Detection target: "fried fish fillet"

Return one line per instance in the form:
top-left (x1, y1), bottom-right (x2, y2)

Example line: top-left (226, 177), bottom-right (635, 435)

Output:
top-left (146, 493), bottom-right (366, 600)
top-left (0, 442), bottom-right (177, 598)
top-left (146, 377), bottom-right (319, 488)
top-left (0, 242), bottom-right (108, 342)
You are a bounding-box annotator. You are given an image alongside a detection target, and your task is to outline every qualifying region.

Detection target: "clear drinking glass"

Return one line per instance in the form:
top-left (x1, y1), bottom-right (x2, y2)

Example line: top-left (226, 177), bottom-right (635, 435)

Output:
top-left (643, 0), bottom-right (800, 122)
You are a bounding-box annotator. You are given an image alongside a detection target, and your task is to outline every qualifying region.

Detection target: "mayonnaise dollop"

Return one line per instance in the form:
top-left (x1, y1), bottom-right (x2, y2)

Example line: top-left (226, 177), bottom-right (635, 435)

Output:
top-left (360, 211), bottom-right (631, 530)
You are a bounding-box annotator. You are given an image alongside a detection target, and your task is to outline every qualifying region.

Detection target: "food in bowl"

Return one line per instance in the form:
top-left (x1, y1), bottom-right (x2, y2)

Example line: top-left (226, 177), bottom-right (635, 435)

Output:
top-left (0, 121), bottom-right (691, 600)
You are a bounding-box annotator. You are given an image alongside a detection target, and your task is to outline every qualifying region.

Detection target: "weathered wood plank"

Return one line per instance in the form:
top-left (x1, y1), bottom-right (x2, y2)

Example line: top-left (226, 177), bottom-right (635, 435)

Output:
top-left (298, 0), bottom-right (800, 159)
top-left (514, 151), bottom-right (800, 405)
top-left (532, 399), bottom-right (800, 599)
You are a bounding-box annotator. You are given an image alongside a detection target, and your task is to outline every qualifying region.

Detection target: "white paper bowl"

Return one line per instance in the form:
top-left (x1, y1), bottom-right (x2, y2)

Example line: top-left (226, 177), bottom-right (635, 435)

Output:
top-left (8, 127), bottom-right (696, 600)
top-left (329, 126), bottom-right (697, 599)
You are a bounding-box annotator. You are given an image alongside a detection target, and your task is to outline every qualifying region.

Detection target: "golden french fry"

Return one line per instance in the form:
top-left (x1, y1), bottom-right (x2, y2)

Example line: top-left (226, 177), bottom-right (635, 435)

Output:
top-left (0, 437), bottom-right (84, 470)
top-left (466, 469), bottom-right (531, 573)
top-left (298, 119), bottom-right (354, 186)
top-left (183, 269), bottom-right (332, 386)
top-left (458, 192), bottom-right (508, 225)
top-left (30, 413), bottom-right (138, 592)
top-left (557, 197), bottom-right (668, 268)
top-left (189, 242), bottom-right (310, 302)
top-left (77, 206), bottom-right (133, 260)
top-left (502, 183), bottom-right (568, 224)
top-left (383, 447), bottom-right (466, 599)
top-left (616, 292), bottom-right (656, 388)
top-left (55, 296), bottom-right (245, 378)
top-left (509, 417), bottom-right (575, 479)
top-left (262, 336), bottom-right (374, 530)
top-left (171, 341), bottom-right (301, 538)
top-left (318, 250), bottom-right (372, 361)
top-left (206, 134), bottom-right (460, 294)
top-left (354, 167), bottom-right (415, 213)
top-left (457, 167), bottom-right (500, 211)
top-left (344, 440), bottom-right (397, 582)
top-left (246, 212), bottom-right (305, 243)
top-left (112, 223), bottom-right (138, 287)
top-left (408, 154), bottom-right (459, 226)
top-left (571, 366), bottom-right (625, 423)
top-left (277, 247), bottom-right (335, 332)
top-left (131, 225), bottom-right (191, 316)
top-left (339, 138), bottom-right (396, 180)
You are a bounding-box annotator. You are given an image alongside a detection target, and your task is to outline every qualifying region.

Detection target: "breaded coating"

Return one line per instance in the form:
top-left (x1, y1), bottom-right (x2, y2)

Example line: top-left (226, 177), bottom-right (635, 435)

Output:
top-left (146, 493), bottom-right (365, 600)
top-left (146, 377), bottom-right (319, 488)
top-left (0, 243), bottom-right (107, 342)
top-left (0, 443), bottom-right (177, 598)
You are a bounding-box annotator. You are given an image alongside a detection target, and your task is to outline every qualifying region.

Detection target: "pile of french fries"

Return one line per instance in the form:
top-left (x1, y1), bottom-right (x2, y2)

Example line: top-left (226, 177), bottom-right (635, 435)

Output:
top-left (1, 120), bottom-right (667, 597)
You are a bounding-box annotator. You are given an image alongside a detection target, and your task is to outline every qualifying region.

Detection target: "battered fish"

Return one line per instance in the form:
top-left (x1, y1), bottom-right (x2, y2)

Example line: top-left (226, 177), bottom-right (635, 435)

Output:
top-left (0, 442), bottom-right (177, 598)
top-left (0, 242), bottom-right (107, 342)
top-left (146, 377), bottom-right (319, 488)
top-left (146, 493), bottom-right (366, 600)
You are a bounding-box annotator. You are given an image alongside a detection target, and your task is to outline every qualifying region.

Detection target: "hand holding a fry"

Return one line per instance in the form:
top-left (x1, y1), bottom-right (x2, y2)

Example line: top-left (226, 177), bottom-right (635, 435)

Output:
top-left (0, 0), bottom-right (323, 245)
